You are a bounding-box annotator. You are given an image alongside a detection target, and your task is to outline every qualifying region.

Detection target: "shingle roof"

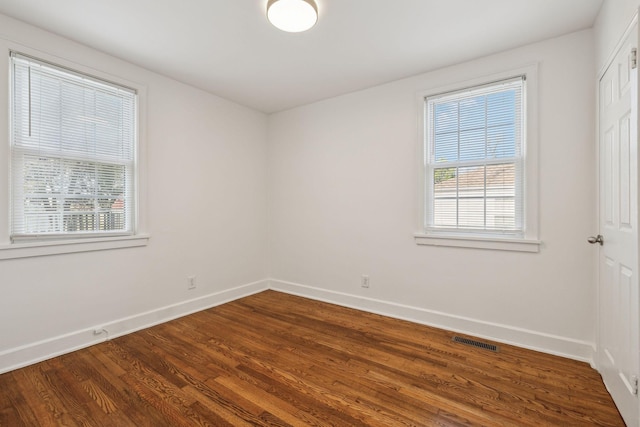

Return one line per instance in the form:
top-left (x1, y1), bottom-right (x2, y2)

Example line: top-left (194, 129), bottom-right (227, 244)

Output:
top-left (434, 163), bottom-right (515, 191)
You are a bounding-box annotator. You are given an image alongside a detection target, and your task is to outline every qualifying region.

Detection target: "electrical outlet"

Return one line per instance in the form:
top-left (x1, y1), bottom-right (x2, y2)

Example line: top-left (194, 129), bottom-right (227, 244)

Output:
top-left (188, 276), bottom-right (197, 290)
top-left (361, 275), bottom-right (370, 288)
top-left (93, 328), bottom-right (109, 339)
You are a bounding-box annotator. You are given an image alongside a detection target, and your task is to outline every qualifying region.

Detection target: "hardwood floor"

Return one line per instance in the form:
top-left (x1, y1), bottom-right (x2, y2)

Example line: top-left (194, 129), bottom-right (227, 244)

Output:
top-left (0, 290), bottom-right (625, 426)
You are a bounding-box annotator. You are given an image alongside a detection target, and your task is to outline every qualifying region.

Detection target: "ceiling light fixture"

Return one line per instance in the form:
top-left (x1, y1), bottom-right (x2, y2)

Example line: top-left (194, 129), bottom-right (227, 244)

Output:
top-left (267, 0), bottom-right (318, 33)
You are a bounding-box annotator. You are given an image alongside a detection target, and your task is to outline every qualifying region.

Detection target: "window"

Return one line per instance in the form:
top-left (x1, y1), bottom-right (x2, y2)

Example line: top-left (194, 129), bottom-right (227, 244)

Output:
top-left (417, 70), bottom-right (539, 252)
top-left (426, 77), bottom-right (524, 235)
top-left (10, 52), bottom-right (137, 241)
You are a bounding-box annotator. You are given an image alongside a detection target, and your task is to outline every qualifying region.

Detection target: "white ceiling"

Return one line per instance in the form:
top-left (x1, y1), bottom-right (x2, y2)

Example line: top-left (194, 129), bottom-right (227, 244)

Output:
top-left (0, 0), bottom-right (603, 113)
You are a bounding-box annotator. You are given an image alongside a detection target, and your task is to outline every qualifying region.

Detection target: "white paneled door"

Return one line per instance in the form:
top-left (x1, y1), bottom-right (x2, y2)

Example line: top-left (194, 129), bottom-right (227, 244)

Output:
top-left (597, 20), bottom-right (640, 427)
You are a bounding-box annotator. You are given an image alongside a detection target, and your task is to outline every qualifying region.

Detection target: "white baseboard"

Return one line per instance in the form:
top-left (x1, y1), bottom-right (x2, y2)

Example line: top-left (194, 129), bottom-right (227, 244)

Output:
top-left (269, 279), bottom-right (596, 364)
top-left (0, 277), bottom-right (596, 374)
top-left (0, 279), bottom-right (269, 374)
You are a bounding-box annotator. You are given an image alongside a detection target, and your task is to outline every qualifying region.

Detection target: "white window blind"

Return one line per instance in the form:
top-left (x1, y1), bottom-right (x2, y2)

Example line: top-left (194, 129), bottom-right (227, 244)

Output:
top-left (425, 76), bottom-right (524, 234)
top-left (10, 52), bottom-right (137, 240)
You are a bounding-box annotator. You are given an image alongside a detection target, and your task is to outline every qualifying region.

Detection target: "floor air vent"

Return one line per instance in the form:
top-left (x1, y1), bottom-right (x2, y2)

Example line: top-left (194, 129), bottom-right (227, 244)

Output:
top-left (452, 336), bottom-right (499, 352)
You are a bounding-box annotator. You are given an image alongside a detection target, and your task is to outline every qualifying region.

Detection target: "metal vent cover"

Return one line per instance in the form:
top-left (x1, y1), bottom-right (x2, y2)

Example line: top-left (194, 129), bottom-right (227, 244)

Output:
top-left (452, 336), bottom-right (499, 352)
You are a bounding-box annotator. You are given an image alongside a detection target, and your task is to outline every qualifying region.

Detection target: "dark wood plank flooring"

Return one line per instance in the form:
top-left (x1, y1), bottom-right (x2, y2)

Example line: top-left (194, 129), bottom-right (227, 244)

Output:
top-left (0, 290), bottom-right (625, 426)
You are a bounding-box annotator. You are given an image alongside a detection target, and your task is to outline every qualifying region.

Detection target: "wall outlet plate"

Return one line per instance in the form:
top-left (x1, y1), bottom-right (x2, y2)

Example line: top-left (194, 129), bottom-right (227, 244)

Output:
top-left (361, 275), bottom-right (370, 288)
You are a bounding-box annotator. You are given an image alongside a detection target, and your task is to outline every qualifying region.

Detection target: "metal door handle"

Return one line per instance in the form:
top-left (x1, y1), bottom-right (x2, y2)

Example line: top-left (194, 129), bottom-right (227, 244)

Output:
top-left (588, 235), bottom-right (604, 245)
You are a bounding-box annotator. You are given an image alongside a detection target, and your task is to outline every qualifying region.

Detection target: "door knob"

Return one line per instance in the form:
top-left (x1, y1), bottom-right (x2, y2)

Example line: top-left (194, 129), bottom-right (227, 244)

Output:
top-left (588, 235), bottom-right (604, 245)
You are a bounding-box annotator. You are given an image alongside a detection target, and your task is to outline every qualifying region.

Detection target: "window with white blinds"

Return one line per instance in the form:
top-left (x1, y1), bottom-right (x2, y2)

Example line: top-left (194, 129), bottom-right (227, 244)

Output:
top-left (424, 76), bottom-right (524, 235)
top-left (10, 52), bottom-right (137, 240)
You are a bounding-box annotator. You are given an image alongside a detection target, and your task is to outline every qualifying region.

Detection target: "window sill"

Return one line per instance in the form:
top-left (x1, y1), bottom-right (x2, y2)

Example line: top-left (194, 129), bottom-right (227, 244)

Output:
top-left (0, 234), bottom-right (150, 260)
top-left (414, 233), bottom-right (541, 253)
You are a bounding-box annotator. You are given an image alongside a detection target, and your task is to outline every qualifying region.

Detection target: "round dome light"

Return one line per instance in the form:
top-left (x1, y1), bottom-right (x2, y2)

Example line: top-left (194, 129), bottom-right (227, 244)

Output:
top-left (267, 0), bottom-right (318, 33)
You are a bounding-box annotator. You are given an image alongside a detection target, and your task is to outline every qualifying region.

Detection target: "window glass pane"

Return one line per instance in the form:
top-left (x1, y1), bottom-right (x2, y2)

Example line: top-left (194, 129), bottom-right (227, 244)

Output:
top-left (486, 163), bottom-right (516, 230)
top-left (434, 131), bottom-right (458, 162)
top-left (459, 96), bottom-right (485, 131)
top-left (434, 103), bottom-right (458, 134)
top-left (487, 91), bottom-right (515, 127)
top-left (459, 128), bottom-right (485, 161)
top-left (458, 198), bottom-right (485, 228)
top-left (457, 166), bottom-right (485, 228)
top-left (487, 124), bottom-right (516, 159)
top-left (433, 167), bottom-right (457, 227)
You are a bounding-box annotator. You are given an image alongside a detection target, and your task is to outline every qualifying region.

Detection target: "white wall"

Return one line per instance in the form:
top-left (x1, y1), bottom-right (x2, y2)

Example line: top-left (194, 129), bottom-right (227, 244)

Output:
top-left (0, 14), bottom-right (269, 372)
top-left (268, 30), bottom-right (597, 361)
top-left (595, 0), bottom-right (639, 71)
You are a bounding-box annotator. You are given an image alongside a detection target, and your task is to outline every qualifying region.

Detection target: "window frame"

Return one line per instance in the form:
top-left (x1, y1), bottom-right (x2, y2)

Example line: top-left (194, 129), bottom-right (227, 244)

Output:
top-left (0, 42), bottom-right (148, 259)
top-left (415, 65), bottom-right (540, 252)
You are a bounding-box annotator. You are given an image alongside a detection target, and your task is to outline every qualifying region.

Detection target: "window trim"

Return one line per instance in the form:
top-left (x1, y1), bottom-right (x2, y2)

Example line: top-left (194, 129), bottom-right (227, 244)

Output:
top-left (415, 65), bottom-right (540, 252)
top-left (0, 234), bottom-right (150, 260)
top-left (0, 41), bottom-right (148, 258)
